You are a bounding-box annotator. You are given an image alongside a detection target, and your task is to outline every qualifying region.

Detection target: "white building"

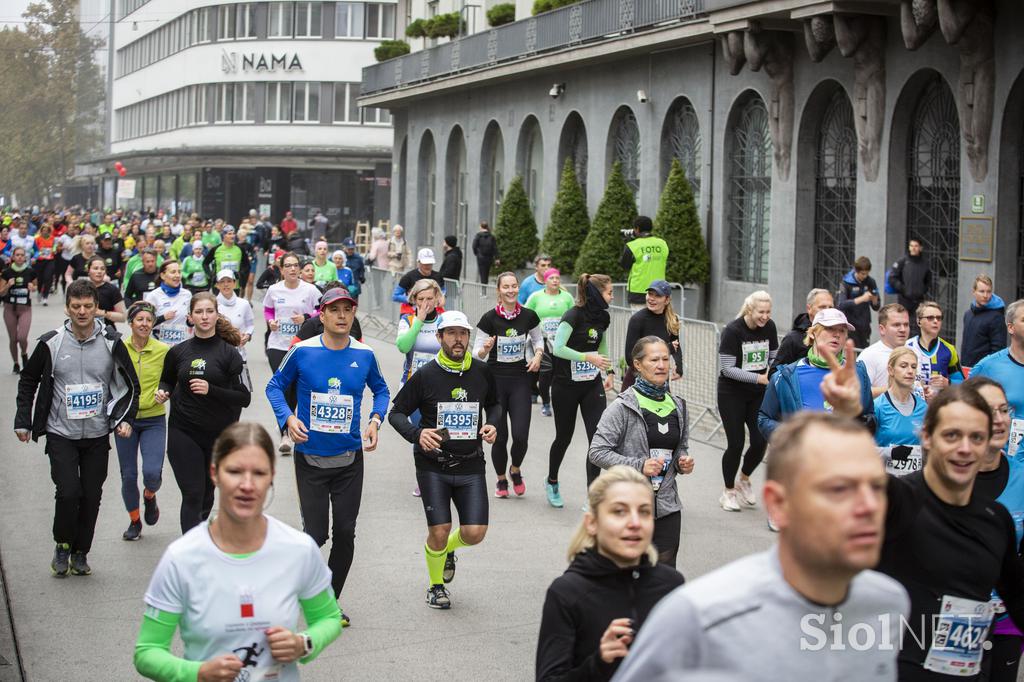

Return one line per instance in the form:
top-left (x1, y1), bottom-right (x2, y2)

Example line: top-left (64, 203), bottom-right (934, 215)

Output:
top-left (106, 0), bottom-right (395, 234)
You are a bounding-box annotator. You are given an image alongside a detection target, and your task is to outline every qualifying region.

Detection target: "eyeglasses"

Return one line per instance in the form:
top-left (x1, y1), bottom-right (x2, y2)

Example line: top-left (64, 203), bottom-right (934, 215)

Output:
top-left (993, 405), bottom-right (1016, 419)
top-left (919, 315), bottom-right (942, 322)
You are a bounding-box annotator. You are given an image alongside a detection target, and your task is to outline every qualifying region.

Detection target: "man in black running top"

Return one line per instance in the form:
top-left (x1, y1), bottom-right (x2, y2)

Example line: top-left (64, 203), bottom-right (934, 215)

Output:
top-left (389, 311), bottom-right (501, 610)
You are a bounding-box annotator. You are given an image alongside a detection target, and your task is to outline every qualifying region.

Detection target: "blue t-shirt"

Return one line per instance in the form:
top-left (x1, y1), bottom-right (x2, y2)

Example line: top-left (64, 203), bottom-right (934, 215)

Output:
top-left (795, 361), bottom-right (829, 411)
top-left (873, 392), bottom-right (927, 447)
top-left (266, 336), bottom-right (390, 456)
top-left (518, 274), bottom-right (545, 305)
top-left (972, 349), bottom-right (1024, 457)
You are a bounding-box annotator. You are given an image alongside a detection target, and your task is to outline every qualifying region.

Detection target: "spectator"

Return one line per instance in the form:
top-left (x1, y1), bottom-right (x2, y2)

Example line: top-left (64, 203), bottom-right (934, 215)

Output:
top-left (366, 228), bottom-right (390, 271)
top-left (309, 210), bottom-right (329, 242)
top-left (857, 303), bottom-right (911, 397)
top-left (438, 235), bottom-right (463, 281)
top-left (888, 237), bottom-right (932, 334)
top-left (280, 210), bottom-right (298, 236)
top-left (472, 221), bottom-right (498, 284)
top-left (836, 256), bottom-right (880, 349)
top-left (961, 274), bottom-right (1007, 368)
top-left (387, 224), bottom-right (411, 274)
top-left (342, 238), bottom-right (365, 297)
top-left (620, 216), bottom-right (668, 308)
top-left (772, 288), bottom-right (833, 371)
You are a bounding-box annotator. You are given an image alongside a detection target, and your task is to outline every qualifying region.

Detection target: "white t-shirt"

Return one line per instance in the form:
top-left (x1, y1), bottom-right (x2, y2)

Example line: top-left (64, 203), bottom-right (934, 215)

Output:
top-left (265, 281), bottom-right (320, 351)
top-left (217, 292), bottom-right (256, 361)
top-left (858, 340), bottom-right (895, 389)
top-left (144, 515), bottom-right (332, 682)
top-left (145, 287), bottom-right (193, 347)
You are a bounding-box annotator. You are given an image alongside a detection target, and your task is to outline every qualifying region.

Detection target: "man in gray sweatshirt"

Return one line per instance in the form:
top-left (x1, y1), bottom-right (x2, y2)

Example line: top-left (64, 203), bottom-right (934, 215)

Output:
top-left (614, 412), bottom-right (910, 681)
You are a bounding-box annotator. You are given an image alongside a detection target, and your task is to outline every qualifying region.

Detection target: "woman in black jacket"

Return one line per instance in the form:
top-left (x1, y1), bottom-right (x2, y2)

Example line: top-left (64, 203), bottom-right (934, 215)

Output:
top-left (536, 465), bottom-right (684, 681)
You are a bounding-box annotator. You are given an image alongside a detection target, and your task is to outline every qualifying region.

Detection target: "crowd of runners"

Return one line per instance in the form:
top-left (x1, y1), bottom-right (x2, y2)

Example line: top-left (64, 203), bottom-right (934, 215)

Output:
top-left (3, 205), bottom-right (1024, 680)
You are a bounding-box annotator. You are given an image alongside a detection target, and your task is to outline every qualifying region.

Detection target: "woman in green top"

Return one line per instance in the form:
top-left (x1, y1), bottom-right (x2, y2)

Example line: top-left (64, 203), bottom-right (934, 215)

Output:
top-left (135, 422), bottom-right (342, 682)
top-left (116, 301), bottom-right (170, 541)
top-left (525, 268), bottom-right (575, 417)
top-left (312, 241), bottom-right (336, 286)
top-left (181, 240), bottom-right (208, 294)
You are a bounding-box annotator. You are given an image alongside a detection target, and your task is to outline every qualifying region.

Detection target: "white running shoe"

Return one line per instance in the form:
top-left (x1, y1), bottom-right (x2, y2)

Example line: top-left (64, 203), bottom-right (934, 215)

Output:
top-left (279, 434), bottom-right (293, 456)
top-left (719, 489), bottom-right (741, 512)
top-left (735, 478), bottom-right (757, 507)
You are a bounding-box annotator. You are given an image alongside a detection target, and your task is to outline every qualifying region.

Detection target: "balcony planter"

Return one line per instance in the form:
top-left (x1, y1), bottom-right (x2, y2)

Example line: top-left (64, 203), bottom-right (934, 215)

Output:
top-left (425, 12), bottom-right (464, 39)
top-left (374, 40), bottom-right (410, 62)
top-left (532, 0), bottom-right (580, 17)
top-left (404, 19), bottom-right (427, 38)
top-left (486, 3), bottom-right (516, 27)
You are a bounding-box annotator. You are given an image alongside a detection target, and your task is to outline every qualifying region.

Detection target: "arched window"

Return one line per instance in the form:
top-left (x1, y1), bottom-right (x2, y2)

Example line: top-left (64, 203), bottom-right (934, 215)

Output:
top-left (661, 97), bottom-right (701, 205)
top-left (812, 89), bottom-right (857, 291)
top-left (907, 75), bottom-right (960, 336)
top-left (397, 137), bottom-right (407, 225)
top-left (418, 131), bottom-right (436, 245)
top-left (480, 122), bottom-right (505, 227)
top-left (558, 112), bottom-right (588, 200)
top-left (609, 106), bottom-right (641, 196)
top-left (726, 94), bottom-right (772, 283)
top-left (518, 117), bottom-right (544, 218)
top-left (446, 127), bottom-right (468, 253)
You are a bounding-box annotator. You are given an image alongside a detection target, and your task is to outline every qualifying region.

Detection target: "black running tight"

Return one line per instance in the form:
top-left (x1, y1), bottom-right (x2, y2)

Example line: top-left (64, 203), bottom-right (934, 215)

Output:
top-left (718, 387), bottom-right (767, 488)
top-left (491, 374), bottom-right (533, 476)
top-left (166, 425), bottom-right (217, 533)
top-left (548, 378), bottom-right (606, 485)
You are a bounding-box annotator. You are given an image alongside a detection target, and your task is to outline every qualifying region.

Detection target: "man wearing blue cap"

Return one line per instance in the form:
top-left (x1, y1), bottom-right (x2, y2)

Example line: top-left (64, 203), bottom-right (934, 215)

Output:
top-left (342, 238), bottom-right (365, 298)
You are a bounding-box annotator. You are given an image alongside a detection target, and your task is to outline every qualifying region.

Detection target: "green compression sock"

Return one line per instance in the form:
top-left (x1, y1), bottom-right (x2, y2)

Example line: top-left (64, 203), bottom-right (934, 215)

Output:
top-left (445, 528), bottom-right (470, 554)
top-left (425, 544), bottom-right (447, 586)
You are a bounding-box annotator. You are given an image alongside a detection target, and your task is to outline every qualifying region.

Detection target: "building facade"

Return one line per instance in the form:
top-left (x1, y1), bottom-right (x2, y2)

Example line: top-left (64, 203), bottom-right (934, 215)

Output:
top-left (362, 0), bottom-right (1022, 338)
top-left (106, 0), bottom-right (396, 237)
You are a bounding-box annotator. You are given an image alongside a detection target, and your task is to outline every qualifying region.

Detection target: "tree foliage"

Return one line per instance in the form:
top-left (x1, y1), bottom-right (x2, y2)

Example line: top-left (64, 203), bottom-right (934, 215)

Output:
top-left (486, 3), bottom-right (516, 26)
top-left (574, 162), bottom-right (635, 281)
top-left (541, 158), bottom-right (590, 275)
top-left (0, 0), bottom-right (105, 205)
top-left (654, 159), bottom-right (710, 285)
top-left (375, 39), bottom-right (411, 60)
top-left (493, 176), bottom-right (539, 270)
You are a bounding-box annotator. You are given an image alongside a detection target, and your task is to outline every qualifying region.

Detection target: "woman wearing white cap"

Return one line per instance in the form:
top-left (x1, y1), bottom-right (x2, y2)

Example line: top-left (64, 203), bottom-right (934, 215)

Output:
top-left (215, 269), bottom-right (255, 389)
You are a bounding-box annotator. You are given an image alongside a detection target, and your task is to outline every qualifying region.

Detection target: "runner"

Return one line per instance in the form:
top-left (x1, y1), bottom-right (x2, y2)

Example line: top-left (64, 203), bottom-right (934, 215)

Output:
top-left (33, 224), bottom-right (56, 305)
top-left (615, 413), bottom-right (909, 680)
top-left (202, 225), bottom-right (249, 287)
top-left (67, 233), bottom-right (97, 282)
top-left (14, 279), bottom-right (140, 576)
top-left (116, 302), bottom-right (169, 541)
top-left (473, 272), bottom-right (543, 498)
top-left (971, 299), bottom-right (1024, 457)
top-left (393, 249), bottom-right (446, 316)
top-left (905, 301), bottom-right (964, 399)
top-left (621, 280), bottom-right (683, 391)
top-left (716, 291), bottom-right (777, 512)
top-left (331, 250), bottom-right (356, 293)
top-left (266, 287), bottom-right (388, 626)
top-left (535, 466), bottom-right (685, 680)
top-left (525, 268), bottom-right (574, 418)
top-left (85, 256), bottom-right (126, 330)
top-left (124, 249), bottom-right (161, 306)
top-left (299, 259), bottom-right (317, 286)
top-left (155, 293), bottom-right (252, 533)
top-left (589, 337), bottom-right (694, 567)
top-left (96, 232), bottom-right (123, 286)
top-left (0, 247), bottom-right (37, 372)
top-left (310, 241), bottom-right (336, 287)
top-left (547, 273), bottom-right (615, 507)
top-left (181, 240), bottom-right (209, 294)
top-left (857, 303), bottom-right (911, 397)
top-left (517, 254), bottom-right (552, 305)
top-left (388, 311), bottom-right (501, 609)
top-left (873, 347), bottom-right (927, 478)
top-left (135, 422), bottom-right (342, 681)
top-left (214, 269), bottom-right (255, 389)
top-left (144, 260), bottom-right (193, 347)
top-left (771, 288), bottom-right (833, 370)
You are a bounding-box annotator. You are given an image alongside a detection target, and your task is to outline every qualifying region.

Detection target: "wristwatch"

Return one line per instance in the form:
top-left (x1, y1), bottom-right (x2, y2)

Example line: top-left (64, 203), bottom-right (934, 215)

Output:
top-left (302, 634), bottom-right (314, 655)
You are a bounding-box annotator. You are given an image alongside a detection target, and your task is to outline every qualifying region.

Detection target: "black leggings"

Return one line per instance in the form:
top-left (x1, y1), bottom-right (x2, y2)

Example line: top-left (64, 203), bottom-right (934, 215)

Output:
top-left (35, 260), bottom-right (55, 298)
top-left (979, 634), bottom-right (1022, 682)
top-left (652, 511), bottom-right (681, 568)
top-left (166, 425), bottom-right (217, 533)
top-left (538, 352), bottom-right (554, 405)
top-left (266, 348), bottom-right (297, 416)
top-left (548, 378), bottom-right (606, 485)
top-left (491, 373), bottom-right (533, 476)
top-left (718, 387), bottom-right (768, 488)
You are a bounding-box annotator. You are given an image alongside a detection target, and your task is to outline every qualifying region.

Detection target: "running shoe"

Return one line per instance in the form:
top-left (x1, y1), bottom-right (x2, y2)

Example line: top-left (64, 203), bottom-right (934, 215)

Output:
top-left (510, 471), bottom-right (525, 496)
top-left (540, 404), bottom-right (552, 417)
top-left (123, 520), bottom-right (142, 541)
top-left (545, 482), bottom-right (563, 508)
top-left (51, 543), bottom-right (71, 577)
top-left (735, 478), bottom-right (757, 507)
top-left (279, 434), bottom-right (293, 456)
top-left (412, 485), bottom-right (421, 497)
top-left (143, 495), bottom-right (160, 526)
top-left (719, 489), bottom-right (741, 512)
top-left (426, 584), bottom-right (451, 609)
top-left (69, 552), bottom-right (91, 576)
top-left (443, 552), bottom-right (457, 584)
top-left (340, 611), bottom-right (351, 628)
top-left (495, 479), bottom-right (509, 498)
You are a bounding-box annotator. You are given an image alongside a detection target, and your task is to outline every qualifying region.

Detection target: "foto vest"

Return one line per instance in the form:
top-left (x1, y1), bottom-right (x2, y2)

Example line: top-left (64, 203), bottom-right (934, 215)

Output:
top-left (627, 236), bottom-right (668, 294)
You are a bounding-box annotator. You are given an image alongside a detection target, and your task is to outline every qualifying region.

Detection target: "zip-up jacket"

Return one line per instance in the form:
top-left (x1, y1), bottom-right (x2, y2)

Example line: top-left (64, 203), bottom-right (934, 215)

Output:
top-left (961, 294), bottom-right (1007, 367)
top-left (16, 321), bottom-right (140, 441)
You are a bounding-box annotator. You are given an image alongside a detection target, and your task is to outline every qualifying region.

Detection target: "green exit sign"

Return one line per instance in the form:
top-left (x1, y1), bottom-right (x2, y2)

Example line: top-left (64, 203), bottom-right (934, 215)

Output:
top-left (971, 194), bottom-right (985, 214)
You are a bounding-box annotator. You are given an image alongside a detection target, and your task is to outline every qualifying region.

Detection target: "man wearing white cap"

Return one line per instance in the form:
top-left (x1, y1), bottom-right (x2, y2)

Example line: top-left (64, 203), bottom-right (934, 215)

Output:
top-left (389, 310), bottom-right (501, 610)
top-left (392, 248), bottom-right (446, 317)
top-left (758, 307), bottom-right (876, 440)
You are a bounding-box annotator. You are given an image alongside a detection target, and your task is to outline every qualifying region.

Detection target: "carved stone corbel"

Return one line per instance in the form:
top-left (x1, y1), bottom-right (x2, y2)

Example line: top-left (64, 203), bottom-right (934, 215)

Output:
top-left (834, 14), bottom-right (886, 182)
top-left (720, 31), bottom-right (746, 75)
top-left (744, 26), bottom-right (795, 180)
top-left (803, 15), bottom-right (836, 63)
top-left (900, 0), bottom-right (938, 50)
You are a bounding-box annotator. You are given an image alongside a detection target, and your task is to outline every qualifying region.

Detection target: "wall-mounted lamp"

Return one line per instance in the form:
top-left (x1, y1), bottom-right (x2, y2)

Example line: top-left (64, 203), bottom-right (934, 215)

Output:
top-left (549, 83), bottom-right (566, 99)
top-left (636, 89), bottom-right (648, 103)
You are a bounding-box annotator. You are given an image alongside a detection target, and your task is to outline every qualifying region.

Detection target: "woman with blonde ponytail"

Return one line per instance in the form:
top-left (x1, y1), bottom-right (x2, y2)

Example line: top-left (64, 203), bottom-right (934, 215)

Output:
top-left (536, 466), bottom-right (684, 680)
top-left (155, 292), bottom-right (252, 533)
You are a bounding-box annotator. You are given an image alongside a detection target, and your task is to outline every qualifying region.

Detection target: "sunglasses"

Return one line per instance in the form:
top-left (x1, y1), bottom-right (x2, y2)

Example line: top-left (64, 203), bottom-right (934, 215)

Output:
top-left (919, 315), bottom-right (942, 322)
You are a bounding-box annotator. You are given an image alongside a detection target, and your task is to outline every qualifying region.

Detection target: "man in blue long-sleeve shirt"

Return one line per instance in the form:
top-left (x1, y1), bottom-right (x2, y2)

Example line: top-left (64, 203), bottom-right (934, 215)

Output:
top-left (266, 287), bottom-right (389, 626)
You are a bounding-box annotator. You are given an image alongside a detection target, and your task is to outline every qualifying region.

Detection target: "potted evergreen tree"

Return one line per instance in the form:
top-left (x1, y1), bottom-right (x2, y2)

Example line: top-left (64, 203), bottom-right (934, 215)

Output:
top-left (493, 176), bottom-right (540, 272)
top-left (574, 161), bottom-right (636, 281)
top-left (540, 158), bottom-right (590, 276)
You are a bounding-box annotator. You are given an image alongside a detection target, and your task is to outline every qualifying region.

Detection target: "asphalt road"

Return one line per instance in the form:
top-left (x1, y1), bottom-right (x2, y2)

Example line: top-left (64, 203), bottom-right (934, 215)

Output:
top-left (0, 298), bottom-right (774, 681)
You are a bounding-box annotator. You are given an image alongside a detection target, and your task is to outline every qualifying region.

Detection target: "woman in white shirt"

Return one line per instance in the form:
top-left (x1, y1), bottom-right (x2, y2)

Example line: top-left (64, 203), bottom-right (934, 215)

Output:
top-left (215, 269), bottom-right (255, 390)
top-left (135, 422), bottom-right (342, 682)
top-left (144, 260), bottom-right (192, 347)
top-left (263, 252), bottom-right (320, 373)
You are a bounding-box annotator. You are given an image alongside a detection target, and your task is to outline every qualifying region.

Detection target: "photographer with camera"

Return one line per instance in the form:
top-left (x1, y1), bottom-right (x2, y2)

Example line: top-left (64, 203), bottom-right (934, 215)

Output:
top-left (620, 216), bottom-right (668, 309)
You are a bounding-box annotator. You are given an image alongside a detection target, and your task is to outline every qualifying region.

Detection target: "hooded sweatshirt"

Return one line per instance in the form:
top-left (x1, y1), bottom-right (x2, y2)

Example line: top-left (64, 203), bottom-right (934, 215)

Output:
top-left (837, 269), bottom-right (880, 339)
top-left (889, 252), bottom-right (931, 304)
top-left (772, 312), bottom-right (811, 371)
top-left (536, 550), bottom-right (684, 681)
top-left (961, 293), bottom-right (1007, 367)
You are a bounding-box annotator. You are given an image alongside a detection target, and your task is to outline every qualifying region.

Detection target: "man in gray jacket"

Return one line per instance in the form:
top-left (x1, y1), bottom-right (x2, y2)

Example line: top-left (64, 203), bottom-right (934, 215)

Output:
top-left (614, 412), bottom-right (909, 681)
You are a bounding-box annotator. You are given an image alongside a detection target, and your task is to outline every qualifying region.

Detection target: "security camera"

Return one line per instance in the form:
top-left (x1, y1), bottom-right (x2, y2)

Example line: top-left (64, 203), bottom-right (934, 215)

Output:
top-left (549, 83), bottom-right (565, 99)
top-left (636, 89), bottom-right (648, 103)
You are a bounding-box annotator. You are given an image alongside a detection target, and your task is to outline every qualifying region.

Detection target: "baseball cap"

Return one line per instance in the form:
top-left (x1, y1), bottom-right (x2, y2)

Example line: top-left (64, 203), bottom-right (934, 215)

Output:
top-left (812, 308), bottom-right (855, 331)
top-left (646, 280), bottom-right (671, 297)
top-left (319, 288), bottom-right (357, 309)
top-left (417, 248), bottom-right (436, 264)
top-left (342, 237), bottom-right (356, 248)
top-left (99, 232), bottom-right (113, 241)
top-left (222, 225), bottom-right (235, 234)
top-left (437, 311), bottom-right (472, 331)
top-left (216, 269), bottom-right (237, 282)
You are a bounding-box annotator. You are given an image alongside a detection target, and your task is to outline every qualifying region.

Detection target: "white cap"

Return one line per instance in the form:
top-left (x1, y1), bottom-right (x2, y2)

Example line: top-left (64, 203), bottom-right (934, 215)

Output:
top-left (216, 269), bottom-right (237, 282)
top-left (417, 248), bottom-right (436, 264)
top-left (437, 311), bottom-right (472, 331)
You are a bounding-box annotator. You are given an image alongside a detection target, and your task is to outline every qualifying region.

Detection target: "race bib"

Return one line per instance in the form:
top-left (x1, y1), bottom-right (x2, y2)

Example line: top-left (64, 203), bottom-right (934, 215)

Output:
top-left (278, 321), bottom-right (300, 336)
top-left (222, 260), bottom-right (239, 273)
top-left (740, 340), bottom-right (769, 372)
top-left (1008, 418), bottom-right (1024, 458)
top-left (542, 318), bottom-right (560, 344)
top-left (410, 351), bottom-right (434, 375)
top-left (65, 383), bottom-right (103, 420)
top-left (158, 326), bottom-right (188, 345)
top-left (878, 445), bottom-right (922, 477)
top-left (309, 392), bottom-right (354, 433)
top-left (914, 357), bottom-right (933, 397)
top-left (436, 401), bottom-right (479, 440)
top-left (38, 248), bottom-right (52, 258)
top-left (923, 595), bottom-right (993, 677)
top-left (191, 272), bottom-right (206, 285)
top-left (570, 360), bottom-right (600, 382)
top-left (10, 287), bottom-right (28, 305)
top-left (496, 334), bottom-right (526, 363)
top-left (649, 447), bottom-right (673, 491)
